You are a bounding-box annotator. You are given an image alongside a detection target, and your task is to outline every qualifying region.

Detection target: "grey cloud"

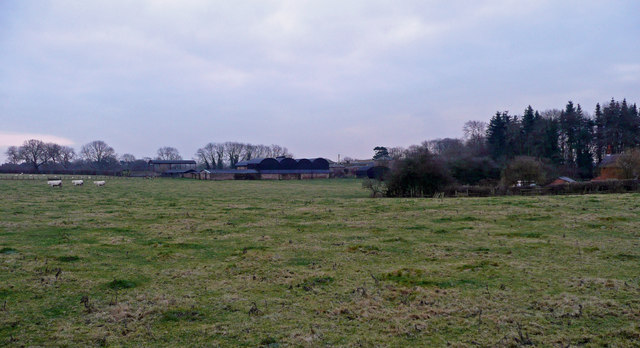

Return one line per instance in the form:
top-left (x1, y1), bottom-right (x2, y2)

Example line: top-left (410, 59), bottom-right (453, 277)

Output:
top-left (1, 0), bottom-right (639, 161)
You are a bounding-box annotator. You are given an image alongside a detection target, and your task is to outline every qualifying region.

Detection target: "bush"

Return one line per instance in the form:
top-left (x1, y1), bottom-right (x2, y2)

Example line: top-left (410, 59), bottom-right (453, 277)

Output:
top-left (617, 148), bottom-right (640, 179)
top-left (385, 145), bottom-right (452, 197)
top-left (362, 178), bottom-right (387, 197)
top-left (449, 156), bottom-right (500, 185)
top-left (500, 156), bottom-right (545, 187)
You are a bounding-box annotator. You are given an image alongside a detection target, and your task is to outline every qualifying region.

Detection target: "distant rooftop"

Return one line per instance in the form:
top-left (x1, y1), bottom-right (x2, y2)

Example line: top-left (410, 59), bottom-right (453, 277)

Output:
top-left (149, 160), bottom-right (197, 164)
top-left (558, 176), bottom-right (576, 183)
top-left (599, 154), bottom-right (620, 168)
top-left (163, 169), bottom-right (198, 174)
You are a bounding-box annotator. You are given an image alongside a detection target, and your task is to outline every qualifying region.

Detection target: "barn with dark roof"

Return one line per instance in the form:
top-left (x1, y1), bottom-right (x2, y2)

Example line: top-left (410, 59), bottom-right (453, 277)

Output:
top-left (235, 158), bottom-right (281, 171)
top-left (232, 157), bottom-right (330, 180)
top-left (148, 160), bottom-right (197, 176)
top-left (276, 156), bottom-right (298, 169)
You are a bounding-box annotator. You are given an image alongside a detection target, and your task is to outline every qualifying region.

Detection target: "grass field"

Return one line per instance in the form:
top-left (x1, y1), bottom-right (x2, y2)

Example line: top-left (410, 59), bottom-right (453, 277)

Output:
top-left (1, 178), bottom-right (639, 346)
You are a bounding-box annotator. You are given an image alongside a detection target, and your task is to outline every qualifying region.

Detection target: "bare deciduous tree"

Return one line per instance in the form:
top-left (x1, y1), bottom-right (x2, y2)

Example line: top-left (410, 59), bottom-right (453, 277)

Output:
top-left (253, 144), bottom-right (270, 159)
top-left (59, 146), bottom-right (76, 168)
top-left (243, 144), bottom-right (256, 161)
top-left (617, 148), bottom-right (640, 179)
top-left (463, 120), bottom-right (488, 156)
top-left (120, 153), bottom-right (136, 163)
top-left (268, 144), bottom-right (292, 158)
top-left (388, 147), bottom-right (406, 160)
top-left (195, 143), bottom-right (217, 169)
top-left (540, 109), bottom-right (562, 120)
top-left (44, 143), bottom-right (62, 165)
top-left (81, 140), bottom-right (116, 165)
top-left (463, 121), bottom-right (487, 141)
top-left (500, 156), bottom-right (545, 187)
top-left (342, 156), bottom-right (354, 164)
top-left (213, 143), bottom-right (226, 169)
top-left (156, 146), bottom-right (182, 161)
top-left (19, 139), bottom-right (47, 172)
top-left (426, 138), bottom-right (465, 158)
top-left (195, 141), bottom-right (292, 169)
top-left (224, 142), bottom-right (245, 167)
top-left (5, 146), bottom-right (21, 164)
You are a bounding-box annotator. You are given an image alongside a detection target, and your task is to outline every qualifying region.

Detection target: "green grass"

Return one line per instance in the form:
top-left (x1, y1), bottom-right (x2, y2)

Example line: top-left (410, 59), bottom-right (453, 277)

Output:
top-left (1, 178), bottom-right (640, 346)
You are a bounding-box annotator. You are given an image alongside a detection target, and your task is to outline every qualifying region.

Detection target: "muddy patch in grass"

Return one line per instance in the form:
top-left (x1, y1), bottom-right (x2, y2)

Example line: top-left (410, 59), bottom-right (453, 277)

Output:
top-left (347, 244), bottom-right (380, 253)
top-left (161, 309), bottom-right (204, 322)
top-left (458, 260), bottom-right (499, 271)
top-left (383, 268), bottom-right (481, 288)
top-left (107, 279), bottom-right (137, 290)
top-left (288, 257), bottom-right (318, 266)
top-left (297, 276), bottom-right (334, 291)
top-left (382, 237), bottom-right (407, 243)
top-left (406, 224), bottom-right (428, 230)
top-left (497, 232), bottom-right (543, 238)
top-left (0, 247), bottom-right (18, 254)
top-left (432, 216), bottom-right (480, 223)
top-left (611, 253), bottom-right (640, 261)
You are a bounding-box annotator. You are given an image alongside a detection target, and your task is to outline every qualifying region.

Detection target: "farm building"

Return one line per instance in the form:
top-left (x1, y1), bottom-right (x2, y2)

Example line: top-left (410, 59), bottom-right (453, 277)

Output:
top-left (276, 156), bottom-right (297, 169)
top-left (160, 157), bottom-right (330, 180)
top-left (232, 157), bottom-right (330, 180)
top-left (162, 168), bottom-right (198, 178)
top-left (148, 160), bottom-right (197, 175)
top-left (208, 169), bottom-right (260, 180)
top-left (235, 158), bottom-right (281, 171)
top-left (592, 154), bottom-right (622, 181)
top-left (295, 158), bottom-right (313, 170)
top-left (355, 165), bottom-right (391, 180)
top-left (548, 176), bottom-right (576, 186)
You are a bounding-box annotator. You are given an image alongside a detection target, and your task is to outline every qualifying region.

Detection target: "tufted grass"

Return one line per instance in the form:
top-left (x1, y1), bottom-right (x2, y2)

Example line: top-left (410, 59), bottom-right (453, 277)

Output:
top-left (1, 178), bottom-right (640, 346)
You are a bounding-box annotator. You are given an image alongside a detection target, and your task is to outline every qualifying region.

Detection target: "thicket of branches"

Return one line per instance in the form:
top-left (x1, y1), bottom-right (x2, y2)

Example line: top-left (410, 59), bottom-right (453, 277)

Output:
top-left (194, 142), bottom-right (292, 169)
top-left (485, 99), bottom-right (639, 180)
top-left (3, 139), bottom-right (293, 174)
top-left (381, 98), bottom-right (639, 197)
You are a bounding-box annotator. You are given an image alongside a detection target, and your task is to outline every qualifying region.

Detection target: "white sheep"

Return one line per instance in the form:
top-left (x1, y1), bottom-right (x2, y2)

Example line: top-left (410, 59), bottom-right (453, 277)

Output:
top-left (47, 180), bottom-right (62, 187)
top-left (72, 180), bottom-right (84, 186)
top-left (93, 180), bottom-right (106, 186)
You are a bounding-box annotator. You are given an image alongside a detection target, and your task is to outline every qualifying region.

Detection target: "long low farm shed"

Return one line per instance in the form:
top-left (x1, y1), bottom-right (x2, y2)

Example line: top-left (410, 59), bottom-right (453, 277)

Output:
top-left (184, 157), bottom-right (331, 181)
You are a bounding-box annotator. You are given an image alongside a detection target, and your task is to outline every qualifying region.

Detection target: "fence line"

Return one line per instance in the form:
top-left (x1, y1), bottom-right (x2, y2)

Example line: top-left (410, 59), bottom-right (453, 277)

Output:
top-left (0, 174), bottom-right (136, 181)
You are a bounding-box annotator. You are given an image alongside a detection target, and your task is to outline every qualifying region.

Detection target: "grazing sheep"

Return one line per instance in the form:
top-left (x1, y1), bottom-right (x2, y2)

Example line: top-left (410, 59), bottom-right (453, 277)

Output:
top-left (47, 180), bottom-right (62, 187)
top-left (72, 180), bottom-right (84, 186)
top-left (93, 180), bottom-right (106, 186)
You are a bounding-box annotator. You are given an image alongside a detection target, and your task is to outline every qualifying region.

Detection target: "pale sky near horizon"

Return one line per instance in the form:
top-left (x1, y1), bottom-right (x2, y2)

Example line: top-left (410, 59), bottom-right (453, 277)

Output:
top-left (1, 0), bottom-right (639, 162)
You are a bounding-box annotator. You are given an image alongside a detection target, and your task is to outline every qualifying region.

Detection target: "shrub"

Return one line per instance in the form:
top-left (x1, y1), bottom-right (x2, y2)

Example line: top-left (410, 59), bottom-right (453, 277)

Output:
top-left (362, 178), bottom-right (387, 197)
top-left (617, 148), bottom-right (640, 179)
top-left (385, 145), bottom-right (452, 197)
top-left (500, 156), bottom-right (545, 187)
top-left (449, 156), bottom-right (500, 185)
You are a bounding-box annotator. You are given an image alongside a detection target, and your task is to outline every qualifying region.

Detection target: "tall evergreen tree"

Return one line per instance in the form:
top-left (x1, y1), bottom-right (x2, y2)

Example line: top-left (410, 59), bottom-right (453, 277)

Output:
top-left (603, 99), bottom-right (622, 153)
top-left (594, 103), bottom-right (605, 163)
top-left (540, 117), bottom-right (562, 165)
top-left (574, 105), bottom-right (594, 179)
top-left (559, 101), bottom-right (579, 165)
top-left (505, 115), bottom-right (522, 159)
top-left (619, 99), bottom-right (640, 150)
top-left (486, 111), bottom-right (508, 163)
top-left (521, 106), bottom-right (535, 156)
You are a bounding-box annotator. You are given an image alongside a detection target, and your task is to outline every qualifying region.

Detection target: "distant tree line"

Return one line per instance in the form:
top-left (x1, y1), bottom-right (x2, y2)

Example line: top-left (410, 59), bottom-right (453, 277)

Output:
top-left (3, 139), bottom-right (128, 174)
top-left (2, 139), bottom-right (293, 174)
top-left (194, 142), bottom-right (292, 169)
top-left (378, 98), bottom-right (640, 196)
top-left (485, 99), bottom-right (639, 180)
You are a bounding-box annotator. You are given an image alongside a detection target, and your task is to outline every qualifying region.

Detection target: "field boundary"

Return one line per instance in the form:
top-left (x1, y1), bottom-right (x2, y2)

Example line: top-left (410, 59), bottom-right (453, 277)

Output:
top-left (0, 174), bottom-right (134, 181)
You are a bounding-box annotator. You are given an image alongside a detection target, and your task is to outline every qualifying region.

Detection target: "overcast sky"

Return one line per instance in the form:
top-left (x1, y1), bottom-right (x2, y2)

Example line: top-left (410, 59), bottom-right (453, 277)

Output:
top-left (1, 0), bottom-right (639, 162)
